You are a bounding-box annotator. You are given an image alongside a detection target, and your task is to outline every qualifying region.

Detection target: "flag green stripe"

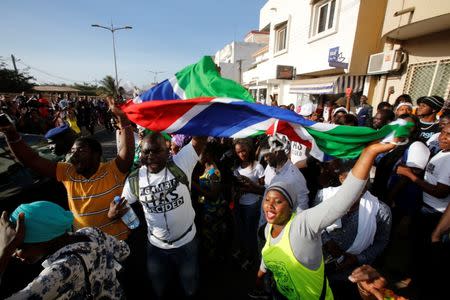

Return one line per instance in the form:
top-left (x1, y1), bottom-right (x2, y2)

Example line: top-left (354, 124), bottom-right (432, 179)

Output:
top-left (306, 123), bottom-right (413, 158)
top-left (175, 56), bottom-right (255, 102)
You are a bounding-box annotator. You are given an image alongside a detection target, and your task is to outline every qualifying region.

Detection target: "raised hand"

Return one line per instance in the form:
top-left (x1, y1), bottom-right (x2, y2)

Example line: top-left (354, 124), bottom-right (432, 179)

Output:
top-left (105, 96), bottom-right (128, 122)
top-left (0, 212), bottom-right (25, 257)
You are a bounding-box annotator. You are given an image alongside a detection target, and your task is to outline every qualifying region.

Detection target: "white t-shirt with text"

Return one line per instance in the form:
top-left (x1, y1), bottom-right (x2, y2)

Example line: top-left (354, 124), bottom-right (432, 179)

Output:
top-left (121, 143), bottom-right (199, 249)
top-left (423, 150), bottom-right (450, 212)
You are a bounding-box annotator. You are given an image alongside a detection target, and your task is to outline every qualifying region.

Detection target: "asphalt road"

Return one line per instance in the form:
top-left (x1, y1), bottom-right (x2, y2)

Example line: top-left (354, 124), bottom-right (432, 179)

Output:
top-left (93, 127), bottom-right (118, 160)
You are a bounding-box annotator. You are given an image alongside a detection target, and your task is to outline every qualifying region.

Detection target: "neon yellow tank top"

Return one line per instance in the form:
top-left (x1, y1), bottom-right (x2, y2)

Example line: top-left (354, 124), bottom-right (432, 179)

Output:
top-left (262, 213), bottom-right (334, 300)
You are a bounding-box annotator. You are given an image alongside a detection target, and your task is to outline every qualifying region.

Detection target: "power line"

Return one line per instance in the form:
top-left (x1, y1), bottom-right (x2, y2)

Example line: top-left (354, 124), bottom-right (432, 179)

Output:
top-left (16, 59), bottom-right (82, 83)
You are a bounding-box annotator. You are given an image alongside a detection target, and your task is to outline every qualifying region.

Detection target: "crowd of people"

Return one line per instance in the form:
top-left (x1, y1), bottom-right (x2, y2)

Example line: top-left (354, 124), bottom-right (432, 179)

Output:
top-left (0, 93), bottom-right (115, 137)
top-left (0, 92), bottom-right (449, 299)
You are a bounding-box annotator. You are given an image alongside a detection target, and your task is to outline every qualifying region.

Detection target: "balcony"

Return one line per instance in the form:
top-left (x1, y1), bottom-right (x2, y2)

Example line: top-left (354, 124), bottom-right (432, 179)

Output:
top-left (382, 0), bottom-right (450, 40)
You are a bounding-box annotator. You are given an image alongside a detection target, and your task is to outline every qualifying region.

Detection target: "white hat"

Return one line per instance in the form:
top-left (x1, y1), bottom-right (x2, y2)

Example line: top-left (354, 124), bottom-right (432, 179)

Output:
top-left (395, 102), bottom-right (413, 112)
top-left (406, 142), bottom-right (430, 170)
top-left (299, 102), bottom-right (314, 116)
top-left (332, 106), bottom-right (348, 116)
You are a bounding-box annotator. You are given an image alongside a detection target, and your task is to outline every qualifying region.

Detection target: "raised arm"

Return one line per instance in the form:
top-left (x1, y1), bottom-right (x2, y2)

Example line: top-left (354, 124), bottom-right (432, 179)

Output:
top-left (0, 123), bottom-right (57, 179)
top-left (106, 97), bottom-right (135, 174)
top-left (0, 212), bottom-right (25, 280)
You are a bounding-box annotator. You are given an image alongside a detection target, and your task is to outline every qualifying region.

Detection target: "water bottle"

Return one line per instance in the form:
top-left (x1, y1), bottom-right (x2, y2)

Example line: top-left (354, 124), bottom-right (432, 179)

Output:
top-left (114, 196), bottom-right (140, 229)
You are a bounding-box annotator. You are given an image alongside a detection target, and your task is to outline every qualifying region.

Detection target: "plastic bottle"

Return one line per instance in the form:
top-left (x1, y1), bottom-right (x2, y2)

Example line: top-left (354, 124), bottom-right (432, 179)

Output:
top-left (114, 196), bottom-right (140, 229)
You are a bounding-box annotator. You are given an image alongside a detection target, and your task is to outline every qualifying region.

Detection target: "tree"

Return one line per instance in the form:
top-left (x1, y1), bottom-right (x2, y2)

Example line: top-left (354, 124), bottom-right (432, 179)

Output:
top-left (0, 62), bottom-right (35, 92)
top-left (98, 75), bottom-right (117, 98)
top-left (72, 82), bottom-right (100, 96)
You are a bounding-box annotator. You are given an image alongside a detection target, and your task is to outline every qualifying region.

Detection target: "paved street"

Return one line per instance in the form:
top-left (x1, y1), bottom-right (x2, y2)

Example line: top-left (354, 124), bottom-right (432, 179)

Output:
top-left (93, 127), bottom-right (117, 160)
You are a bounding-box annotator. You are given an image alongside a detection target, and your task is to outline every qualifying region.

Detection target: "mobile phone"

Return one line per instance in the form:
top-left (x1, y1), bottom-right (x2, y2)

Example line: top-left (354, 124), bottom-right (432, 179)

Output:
top-left (388, 86), bottom-right (395, 94)
top-left (0, 113), bottom-right (11, 127)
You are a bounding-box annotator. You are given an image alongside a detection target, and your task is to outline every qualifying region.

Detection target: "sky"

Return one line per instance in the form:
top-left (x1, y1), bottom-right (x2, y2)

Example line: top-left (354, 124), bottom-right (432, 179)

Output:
top-left (0, 0), bottom-right (266, 89)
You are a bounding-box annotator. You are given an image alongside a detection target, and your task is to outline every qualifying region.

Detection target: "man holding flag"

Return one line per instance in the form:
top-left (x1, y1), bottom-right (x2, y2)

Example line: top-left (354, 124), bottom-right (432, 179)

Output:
top-left (121, 132), bottom-right (206, 299)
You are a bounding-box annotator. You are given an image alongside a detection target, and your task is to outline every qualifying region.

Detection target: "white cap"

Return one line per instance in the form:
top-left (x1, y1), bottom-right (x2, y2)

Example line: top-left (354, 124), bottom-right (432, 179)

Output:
top-left (395, 102), bottom-right (413, 112)
top-left (406, 141), bottom-right (430, 170)
top-left (299, 102), bottom-right (314, 116)
top-left (332, 106), bottom-right (348, 116)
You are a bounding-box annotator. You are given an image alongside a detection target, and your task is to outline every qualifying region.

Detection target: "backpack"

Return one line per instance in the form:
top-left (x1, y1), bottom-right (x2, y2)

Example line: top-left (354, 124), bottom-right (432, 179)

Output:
top-left (128, 159), bottom-right (190, 199)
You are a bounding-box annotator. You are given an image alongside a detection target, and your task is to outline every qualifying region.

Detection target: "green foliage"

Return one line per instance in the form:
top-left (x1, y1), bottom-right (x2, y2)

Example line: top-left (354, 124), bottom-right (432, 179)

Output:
top-left (72, 82), bottom-right (100, 96)
top-left (0, 62), bottom-right (35, 92)
top-left (98, 75), bottom-right (117, 97)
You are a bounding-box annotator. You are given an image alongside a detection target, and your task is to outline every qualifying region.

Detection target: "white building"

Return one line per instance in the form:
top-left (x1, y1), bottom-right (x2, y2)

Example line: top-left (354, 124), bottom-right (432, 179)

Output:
top-left (368, 0), bottom-right (450, 108)
top-left (243, 0), bottom-right (388, 108)
top-left (214, 31), bottom-right (269, 84)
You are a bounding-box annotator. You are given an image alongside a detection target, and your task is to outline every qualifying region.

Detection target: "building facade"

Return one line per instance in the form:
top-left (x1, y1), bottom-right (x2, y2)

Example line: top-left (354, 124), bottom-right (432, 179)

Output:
top-left (214, 31), bottom-right (268, 84)
top-left (243, 0), bottom-right (388, 108)
top-left (368, 0), bottom-right (450, 108)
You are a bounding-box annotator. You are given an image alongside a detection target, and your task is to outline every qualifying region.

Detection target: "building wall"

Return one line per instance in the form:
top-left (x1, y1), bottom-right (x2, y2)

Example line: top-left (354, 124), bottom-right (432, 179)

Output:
top-left (244, 0), bottom-right (389, 106)
top-left (215, 41), bottom-right (267, 82)
top-left (255, 0), bottom-right (364, 76)
top-left (295, 0), bottom-right (361, 75)
top-left (349, 0), bottom-right (388, 75)
top-left (244, 32), bottom-right (270, 43)
top-left (371, 29), bottom-right (450, 108)
top-left (245, 0), bottom-right (363, 105)
top-left (382, 0), bottom-right (450, 38)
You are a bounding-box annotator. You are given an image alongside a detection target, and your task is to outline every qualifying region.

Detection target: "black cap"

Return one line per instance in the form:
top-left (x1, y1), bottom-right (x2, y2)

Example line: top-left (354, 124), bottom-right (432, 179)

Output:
top-left (417, 96), bottom-right (445, 111)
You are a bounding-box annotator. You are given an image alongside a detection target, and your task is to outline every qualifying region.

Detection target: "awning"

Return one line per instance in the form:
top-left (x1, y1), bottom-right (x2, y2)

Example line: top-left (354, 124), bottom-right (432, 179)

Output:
top-left (289, 75), bottom-right (365, 94)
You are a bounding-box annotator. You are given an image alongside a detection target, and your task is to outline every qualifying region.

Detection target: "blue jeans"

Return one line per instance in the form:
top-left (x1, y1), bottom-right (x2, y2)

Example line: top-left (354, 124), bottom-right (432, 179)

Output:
top-left (238, 201), bottom-right (261, 262)
top-left (146, 237), bottom-right (199, 299)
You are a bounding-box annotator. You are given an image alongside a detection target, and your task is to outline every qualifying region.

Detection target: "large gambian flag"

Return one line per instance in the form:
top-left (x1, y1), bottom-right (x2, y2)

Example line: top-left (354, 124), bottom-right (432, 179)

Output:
top-left (123, 97), bottom-right (412, 161)
top-left (134, 56), bottom-right (254, 103)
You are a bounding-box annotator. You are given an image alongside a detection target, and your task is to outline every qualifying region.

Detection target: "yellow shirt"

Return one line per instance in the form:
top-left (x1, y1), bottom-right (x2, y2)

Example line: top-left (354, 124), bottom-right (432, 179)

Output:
top-left (56, 159), bottom-right (130, 240)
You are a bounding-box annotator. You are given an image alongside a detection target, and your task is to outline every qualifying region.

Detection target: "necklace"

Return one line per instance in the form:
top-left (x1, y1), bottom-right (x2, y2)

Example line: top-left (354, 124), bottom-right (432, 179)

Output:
top-left (420, 120), bottom-right (437, 131)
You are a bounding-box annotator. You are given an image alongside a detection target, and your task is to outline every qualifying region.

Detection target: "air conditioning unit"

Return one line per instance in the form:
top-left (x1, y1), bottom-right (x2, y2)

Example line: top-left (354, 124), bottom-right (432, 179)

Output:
top-left (367, 50), bottom-right (406, 75)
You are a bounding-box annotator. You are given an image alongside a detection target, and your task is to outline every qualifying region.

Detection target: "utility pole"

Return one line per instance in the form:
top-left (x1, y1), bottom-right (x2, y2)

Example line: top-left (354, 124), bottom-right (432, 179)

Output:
top-left (91, 23), bottom-right (132, 95)
top-left (237, 59), bottom-right (243, 84)
top-left (11, 54), bottom-right (18, 73)
top-left (148, 70), bottom-right (164, 84)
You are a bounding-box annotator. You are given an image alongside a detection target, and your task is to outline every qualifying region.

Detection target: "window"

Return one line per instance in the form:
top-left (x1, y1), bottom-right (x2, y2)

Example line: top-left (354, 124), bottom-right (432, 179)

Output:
top-left (404, 59), bottom-right (450, 102)
top-left (274, 21), bottom-right (288, 53)
top-left (311, 0), bottom-right (337, 38)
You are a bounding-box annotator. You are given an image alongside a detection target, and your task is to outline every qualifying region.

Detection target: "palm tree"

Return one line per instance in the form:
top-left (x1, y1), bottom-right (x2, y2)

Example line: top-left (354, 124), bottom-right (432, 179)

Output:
top-left (98, 75), bottom-right (117, 97)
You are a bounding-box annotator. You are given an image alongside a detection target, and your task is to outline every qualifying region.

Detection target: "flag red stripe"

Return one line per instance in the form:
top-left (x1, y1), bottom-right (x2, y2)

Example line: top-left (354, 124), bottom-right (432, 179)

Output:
top-left (266, 121), bottom-right (312, 149)
top-left (122, 97), bottom-right (214, 131)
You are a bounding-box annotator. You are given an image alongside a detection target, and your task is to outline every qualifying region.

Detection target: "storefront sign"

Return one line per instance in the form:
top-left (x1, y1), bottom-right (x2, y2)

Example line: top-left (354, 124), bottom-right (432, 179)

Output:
top-left (276, 65), bottom-right (294, 79)
top-left (328, 47), bottom-right (348, 69)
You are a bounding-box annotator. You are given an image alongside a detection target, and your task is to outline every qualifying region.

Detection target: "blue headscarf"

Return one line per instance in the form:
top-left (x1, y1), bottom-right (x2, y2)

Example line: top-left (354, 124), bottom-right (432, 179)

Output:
top-left (10, 201), bottom-right (74, 243)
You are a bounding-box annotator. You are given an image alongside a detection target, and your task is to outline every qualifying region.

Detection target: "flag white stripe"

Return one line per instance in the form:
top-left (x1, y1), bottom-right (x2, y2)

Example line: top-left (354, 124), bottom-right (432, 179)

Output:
top-left (308, 122), bottom-right (339, 131)
top-left (169, 76), bottom-right (186, 99)
top-left (231, 118), bottom-right (276, 138)
top-left (291, 123), bottom-right (325, 161)
top-left (164, 103), bottom-right (212, 132)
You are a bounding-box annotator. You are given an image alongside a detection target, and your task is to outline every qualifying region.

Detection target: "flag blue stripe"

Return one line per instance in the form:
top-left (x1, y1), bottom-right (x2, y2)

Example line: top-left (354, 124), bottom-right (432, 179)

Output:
top-left (140, 79), bottom-right (181, 101)
top-left (173, 101), bottom-right (317, 137)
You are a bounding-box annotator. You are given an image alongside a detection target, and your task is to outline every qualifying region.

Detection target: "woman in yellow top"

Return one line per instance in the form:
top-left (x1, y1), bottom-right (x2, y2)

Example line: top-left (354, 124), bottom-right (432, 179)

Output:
top-left (251, 141), bottom-right (397, 300)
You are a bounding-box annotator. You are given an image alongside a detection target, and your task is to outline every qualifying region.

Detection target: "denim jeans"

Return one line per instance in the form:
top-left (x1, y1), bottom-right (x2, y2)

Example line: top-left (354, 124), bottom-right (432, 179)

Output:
top-left (238, 201), bottom-right (261, 262)
top-left (146, 237), bottom-right (199, 299)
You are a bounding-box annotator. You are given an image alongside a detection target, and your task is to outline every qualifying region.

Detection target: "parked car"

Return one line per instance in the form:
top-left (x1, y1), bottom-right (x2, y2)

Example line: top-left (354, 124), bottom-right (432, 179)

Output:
top-left (0, 133), bottom-right (68, 213)
top-left (0, 133), bottom-right (70, 298)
